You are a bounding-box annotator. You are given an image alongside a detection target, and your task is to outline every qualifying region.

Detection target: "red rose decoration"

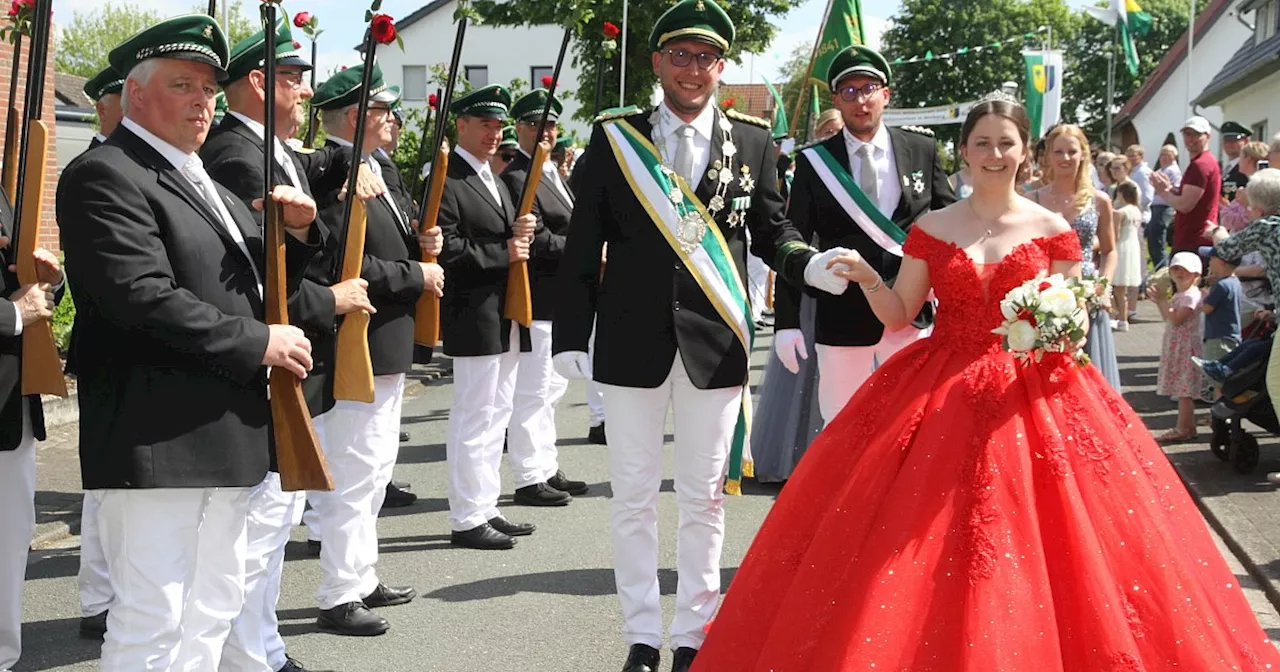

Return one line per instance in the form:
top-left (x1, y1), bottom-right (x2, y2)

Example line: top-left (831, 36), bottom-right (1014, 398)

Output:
top-left (541, 75), bottom-right (553, 88)
top-left (370, 13), bottom-right (396, 45)
top-left (292, 40), bottom-right (302, 49)
top-left (293, 11), bottom-right (311, 28)
top-left (1038, 281), bottom-right (1052, 291)
top-left (602, 21), bottom-right (620, 39)
top-left (428, 93), bottom-right (439, 109)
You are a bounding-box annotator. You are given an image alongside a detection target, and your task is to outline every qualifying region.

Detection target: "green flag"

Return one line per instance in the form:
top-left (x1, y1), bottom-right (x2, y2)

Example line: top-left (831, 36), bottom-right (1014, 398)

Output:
top-left (762, 76), bottom-right (789, 139)
top-left (808, 0), bottom-right (866, 91)
top-left (1085, 0), bottom-right (1153, 75)
top-left (1023, 50), bottom-right (1065, 139)
top-left (811, 84), bottom-right (820, 122)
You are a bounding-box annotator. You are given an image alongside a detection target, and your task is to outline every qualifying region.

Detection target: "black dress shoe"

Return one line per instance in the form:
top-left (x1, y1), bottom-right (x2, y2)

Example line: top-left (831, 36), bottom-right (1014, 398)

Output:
top-left (276, 655), bottom-right (306, 672)
top-left (78, 610), bottom-right (108, 639)
top-left (671, 647), bottom-right (697, 672)
top-left (450, 523), bottom-right (516, 550)
top-left (547, 469), bottom-right (589, 496)
top-left (513, 482), bottom-right (572, 506)
top-left (317, 602), bottom-right (389, 636)
top-left (487, 516), bottom-right (535, 537)
top-left (399, 431), bottom-right (410, 442)
top-left (381, 482), bottom-right (417, 508)
top-left (622, 644), bottom-right (660, 672)
top-left (362, 583), bottom-right (416, 608)
top-left (588, 422), bottom-right (607, 445)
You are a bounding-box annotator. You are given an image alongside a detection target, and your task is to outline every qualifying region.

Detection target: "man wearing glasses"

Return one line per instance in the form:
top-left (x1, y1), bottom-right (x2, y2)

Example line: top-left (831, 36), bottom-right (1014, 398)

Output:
top-left (773, 45), bottom-right (956, 426)
top-left (552, 1), bottom-right (852, 670)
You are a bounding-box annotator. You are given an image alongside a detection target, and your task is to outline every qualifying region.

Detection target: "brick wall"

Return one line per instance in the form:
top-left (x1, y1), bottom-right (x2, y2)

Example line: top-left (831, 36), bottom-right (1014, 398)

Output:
top-left (0, 35), bottom-right (60, 253)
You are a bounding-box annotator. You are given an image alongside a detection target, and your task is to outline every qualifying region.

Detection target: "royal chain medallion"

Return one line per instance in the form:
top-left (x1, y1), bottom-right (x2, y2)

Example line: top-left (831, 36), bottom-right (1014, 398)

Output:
top-left (650, 106), bottom-right (743, 253)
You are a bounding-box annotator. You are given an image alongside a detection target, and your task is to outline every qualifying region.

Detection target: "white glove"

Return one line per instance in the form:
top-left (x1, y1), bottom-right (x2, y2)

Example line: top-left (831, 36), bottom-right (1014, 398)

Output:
top-left (804, 247), bottom-right (852, 296)
top-left (773, 329), bottom-right (808, 374)
top-left (553, 351), bottom-right (592, 380)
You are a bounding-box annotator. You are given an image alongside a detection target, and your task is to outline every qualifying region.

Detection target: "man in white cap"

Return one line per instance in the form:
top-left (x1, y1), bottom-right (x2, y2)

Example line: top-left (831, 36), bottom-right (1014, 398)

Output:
top-left (1152, 116), bottom-right (1221, 255)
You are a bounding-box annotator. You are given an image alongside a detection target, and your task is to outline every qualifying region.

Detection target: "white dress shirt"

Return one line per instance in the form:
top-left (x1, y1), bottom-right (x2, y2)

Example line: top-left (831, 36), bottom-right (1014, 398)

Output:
top-left (656, 101), bottom-right (716, 184)
top-left (454, 145), bottom-right (504, 207)
top-left (227, 111), bottom-right (302, 188)
top-left (843, 125), bottom-right (902, 217)
top-left (122, 116), bottom-right (262, 298)
top-left (519, 147), bottom-right (574, 205)
top-left (1129, 162), bottom-right (1155, 223)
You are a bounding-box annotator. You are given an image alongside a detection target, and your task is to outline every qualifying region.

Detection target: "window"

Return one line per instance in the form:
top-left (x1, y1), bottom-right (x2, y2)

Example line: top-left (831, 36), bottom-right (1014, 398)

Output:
top-left (530, 66), bottom-right (553, 87)
top-left (1257, 0), bottom-right (1277, 41)
top-left (464, 66), bottom-right (489, 88)
top-left (1253, 120), bottom-right (1269, 142)
top-left (401, 65), bottom-right (427, 101)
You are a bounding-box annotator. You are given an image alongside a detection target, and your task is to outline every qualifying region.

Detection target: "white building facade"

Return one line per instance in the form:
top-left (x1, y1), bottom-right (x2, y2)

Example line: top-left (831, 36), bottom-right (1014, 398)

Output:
top-left (1194, 0), bottom-right (1280, 143)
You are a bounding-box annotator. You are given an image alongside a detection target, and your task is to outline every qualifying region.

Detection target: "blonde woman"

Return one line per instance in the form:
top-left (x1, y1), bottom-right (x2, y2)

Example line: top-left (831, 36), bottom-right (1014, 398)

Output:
top-left (1031, 124), bottom-right (1122, 388)
top-left (813, 107), bottom-right (843, 141)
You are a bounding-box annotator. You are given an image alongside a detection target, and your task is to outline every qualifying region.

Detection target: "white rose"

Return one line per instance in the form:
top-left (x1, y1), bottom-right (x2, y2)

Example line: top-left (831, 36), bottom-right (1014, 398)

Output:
top-left (1006, 320), bottom-right (1039, 351)
top-left (1001, 300), bottom-right (1018, 320)
top-left (1040, 286), bottom-right (1078, 317)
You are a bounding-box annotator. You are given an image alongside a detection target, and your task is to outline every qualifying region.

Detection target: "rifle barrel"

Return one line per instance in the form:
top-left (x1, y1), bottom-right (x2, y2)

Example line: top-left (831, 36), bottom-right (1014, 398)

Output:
top-left (416, 19), bottom-right (467, 224)
top-left (331, 30), bottom-right (380, 280)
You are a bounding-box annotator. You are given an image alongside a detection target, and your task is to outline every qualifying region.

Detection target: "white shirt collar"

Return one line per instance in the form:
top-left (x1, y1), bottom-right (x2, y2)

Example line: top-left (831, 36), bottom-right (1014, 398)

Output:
top-left (228, 111), bottom-right (270, 142)
top-left (454, 145), bottom-right (492, 177)
top-left (843, 124), bottom-right (889, 156)
top-left (122, 116), bottom-right (196, 172)
top-left (94, 133), bottom-right (107, 143)
top-left (659, 99), bottom-right (716, 141)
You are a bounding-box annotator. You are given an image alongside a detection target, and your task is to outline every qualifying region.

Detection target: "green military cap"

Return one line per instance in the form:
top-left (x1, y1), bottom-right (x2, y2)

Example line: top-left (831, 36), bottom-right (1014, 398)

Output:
top-left (650, 0), bottom-right (735, 53)
top-left (83, 65), bottom-right (124, 102)
top-left (1221, 121), bottom-right (1252, 139)
top-left (827, 45), bottom-right (892, 90)
top-left (109, 14), bottom-right (230, 82)
top-left (214, 91), bottom-right (228, 118)
top-left (311, 62), bottom-right (399, 110)
top-left (449, 84), bottom-right (511, 120)
top-left (509, 88), bottom-right (563, 124)
top-left (499, 125), bottom-right (518, 150)
top-left (224, 12), bottom-right (312, 83)
top-left (554, 135), bottom-right (574, 152)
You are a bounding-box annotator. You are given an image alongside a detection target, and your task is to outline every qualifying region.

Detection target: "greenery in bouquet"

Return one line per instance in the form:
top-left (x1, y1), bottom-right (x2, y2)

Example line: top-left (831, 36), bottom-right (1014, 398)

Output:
top-left (993, 273), bottom-right (1090, 365)
top-left (1073, 273), bottom-right (1112, 316)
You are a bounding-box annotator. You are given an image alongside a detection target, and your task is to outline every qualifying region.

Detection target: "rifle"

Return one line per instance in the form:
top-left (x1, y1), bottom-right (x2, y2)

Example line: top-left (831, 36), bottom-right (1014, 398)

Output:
top-left (10, 0), bottom-right (62, 397)
top-left (412, 18), bottom-right (467, 348)
top-left (303, 32), bottom-right (319, 148)
top-left (260, 1), bottom-right (332, 491)
top-left (1, 33), bottom-right (21, 204)
top-left (330, 27), bottom-right (381, 403)
top-left (503, 27), bottom-right (572, 329)
top-left (408, 86), bottom-right (440, 200)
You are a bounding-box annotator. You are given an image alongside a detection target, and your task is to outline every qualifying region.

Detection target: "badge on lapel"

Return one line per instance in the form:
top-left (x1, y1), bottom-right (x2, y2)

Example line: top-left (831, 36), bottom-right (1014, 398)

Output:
top-left (726, 196), bottom-right (751, 228)
top-left (738, 165), bottom-right (754, 193)
top-left (911, 170), bottom-right (925, 195)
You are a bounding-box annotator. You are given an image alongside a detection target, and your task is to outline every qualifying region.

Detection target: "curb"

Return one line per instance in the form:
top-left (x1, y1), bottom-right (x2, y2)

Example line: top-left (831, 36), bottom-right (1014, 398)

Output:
top-left (1178, 470), bottom-right (1280, 615)
top-left (41, 390), bottom-right (78, 429)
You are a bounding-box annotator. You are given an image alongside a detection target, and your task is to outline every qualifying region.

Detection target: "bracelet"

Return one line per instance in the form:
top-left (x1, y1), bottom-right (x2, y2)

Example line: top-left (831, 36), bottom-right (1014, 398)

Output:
top-left (860, 276), bottom-right (884, 294)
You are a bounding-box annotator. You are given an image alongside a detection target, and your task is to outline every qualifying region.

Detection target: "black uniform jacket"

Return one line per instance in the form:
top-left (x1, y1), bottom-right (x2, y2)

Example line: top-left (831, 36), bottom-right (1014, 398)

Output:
top-left (501, 148), bottom-right (573, 322)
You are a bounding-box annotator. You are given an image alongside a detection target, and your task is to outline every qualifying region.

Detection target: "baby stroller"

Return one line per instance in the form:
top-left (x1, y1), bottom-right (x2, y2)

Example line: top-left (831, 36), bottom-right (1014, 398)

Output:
top-left (1209, 333), bottom-right (1280, 474)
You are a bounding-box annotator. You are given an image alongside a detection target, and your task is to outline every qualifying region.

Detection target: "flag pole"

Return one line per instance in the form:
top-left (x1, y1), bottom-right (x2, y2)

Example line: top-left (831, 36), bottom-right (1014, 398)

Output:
top-left (1186, 0), bottom-right (1195, 117)
top-left (620, 0), bottom-right (628, 105)
top-left (788, 0), bottom-right (835, 137)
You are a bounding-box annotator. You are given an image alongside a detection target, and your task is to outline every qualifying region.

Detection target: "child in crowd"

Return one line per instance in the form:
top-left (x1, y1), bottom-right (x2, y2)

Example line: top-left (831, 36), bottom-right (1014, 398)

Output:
top-left (1147, 252), bottom-right (1204, 442)
top-left (1200, 248), bottom-right (1243, 385)
top-left (1111, 180), bottom-right (1144, 331)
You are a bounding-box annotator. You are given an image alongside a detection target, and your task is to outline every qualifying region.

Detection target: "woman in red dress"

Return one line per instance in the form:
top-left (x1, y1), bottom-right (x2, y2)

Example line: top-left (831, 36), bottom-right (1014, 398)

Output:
top-left (692, 97), bottom-right (1280, 671)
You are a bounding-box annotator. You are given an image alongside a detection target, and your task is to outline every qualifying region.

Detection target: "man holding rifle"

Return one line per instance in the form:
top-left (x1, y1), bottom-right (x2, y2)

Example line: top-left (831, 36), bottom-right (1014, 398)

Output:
top-left (307, 62), bottom-right (443, 637)
top-left (56, 15), bottom-right (324, 670)
top-left (498, 88), bottom-right (588, 508)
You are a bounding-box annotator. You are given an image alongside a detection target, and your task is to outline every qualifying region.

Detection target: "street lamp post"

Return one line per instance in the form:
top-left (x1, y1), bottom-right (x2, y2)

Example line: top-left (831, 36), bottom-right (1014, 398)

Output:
top-left (1104, 48), bottom-right (1115, 150)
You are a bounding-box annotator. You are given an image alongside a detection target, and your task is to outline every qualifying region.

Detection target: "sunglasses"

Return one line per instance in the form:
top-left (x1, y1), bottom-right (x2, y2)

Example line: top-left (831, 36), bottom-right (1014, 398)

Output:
top-left (662, 48), bottom-right (722, 70)
top-left (838, 82), bottom-right (884, 102)
top-left (499, 151), bottom-right (517, 161)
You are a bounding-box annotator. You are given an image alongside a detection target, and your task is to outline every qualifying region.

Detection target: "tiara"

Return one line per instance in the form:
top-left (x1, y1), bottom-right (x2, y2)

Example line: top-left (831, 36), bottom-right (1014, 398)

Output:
top-left (975, 89), bottom-right (1023, 108)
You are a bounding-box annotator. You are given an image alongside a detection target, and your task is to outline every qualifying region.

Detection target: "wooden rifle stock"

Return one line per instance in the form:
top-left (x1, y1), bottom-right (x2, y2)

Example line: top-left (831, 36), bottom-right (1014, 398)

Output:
top-left (412, 145), bottom-right (446, 346)
top-left (15, 120), bottom-right (63, 397)
top-left (502, 141), bottom-right (546, 328)
top-left (333, 197), bottom-right (374, 402)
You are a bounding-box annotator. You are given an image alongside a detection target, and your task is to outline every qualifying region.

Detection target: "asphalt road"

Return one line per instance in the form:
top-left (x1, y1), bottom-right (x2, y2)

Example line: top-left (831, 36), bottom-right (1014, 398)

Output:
top-left (13, 333), bottom-right (1280, 671)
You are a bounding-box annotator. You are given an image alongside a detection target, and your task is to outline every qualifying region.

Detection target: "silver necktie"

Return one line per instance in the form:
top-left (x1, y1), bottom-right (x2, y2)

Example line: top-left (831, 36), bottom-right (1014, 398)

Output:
top-left (858, 143), bottom-right (878, 206)
top-left (674, 124), bottom-right (696, 185)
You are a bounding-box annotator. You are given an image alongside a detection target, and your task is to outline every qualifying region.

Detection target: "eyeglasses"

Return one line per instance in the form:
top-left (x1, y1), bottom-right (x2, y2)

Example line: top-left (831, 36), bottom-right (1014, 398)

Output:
top-left (662, 48), bottom-right (722, 70)
top-left (838, 82), bottom-right (884, 102)
top-left (367, 105), bottom-right (394, 117)
top-left (276, 70), bottom-right (306, 89)
top-left (499, 151), bottom-right (517, 162)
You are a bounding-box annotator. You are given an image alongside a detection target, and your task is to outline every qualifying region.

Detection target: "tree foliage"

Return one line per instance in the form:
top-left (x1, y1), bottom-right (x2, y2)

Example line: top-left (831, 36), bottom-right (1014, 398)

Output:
top-left (56, 1), bottom-right (258, 78)
top-left (470, 0), bottom-right (804, 123)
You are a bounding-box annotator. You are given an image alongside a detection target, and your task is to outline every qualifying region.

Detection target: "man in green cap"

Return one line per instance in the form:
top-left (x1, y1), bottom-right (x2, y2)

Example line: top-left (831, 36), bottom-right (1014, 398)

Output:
top-left (497, 88), bottom-right (588, 510)
top-left (56, 13), bottom-right (324, 670)
top-left (492, 125), bottom-right (519, 174)
top-left (436, 83), bottom-right (540, 550)
top-left (773, 43), bottom-right (954, 428)
top-left (83, 65), bottom-right (125, 151)
top-left (306, 60), bottom-right (441, 637)
top-left (1221, 121), bottom-right (1253, 201)
top-left (551, 1), bottom-right (855, 669)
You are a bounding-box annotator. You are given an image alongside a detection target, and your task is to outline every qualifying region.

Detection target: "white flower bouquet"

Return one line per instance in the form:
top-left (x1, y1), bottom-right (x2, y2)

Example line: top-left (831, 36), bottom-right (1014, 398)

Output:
top-left (992, 273), bottom-right (1091, 364)
top-left (1074, 272), bottom-right (1112, 316)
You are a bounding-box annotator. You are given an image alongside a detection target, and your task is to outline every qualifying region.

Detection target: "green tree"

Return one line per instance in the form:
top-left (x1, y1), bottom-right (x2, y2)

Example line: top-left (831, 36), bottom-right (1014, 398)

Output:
top-left (57, 1), bottom-right (258, 78)
top-left (470, 0), bottom-right (804, 123)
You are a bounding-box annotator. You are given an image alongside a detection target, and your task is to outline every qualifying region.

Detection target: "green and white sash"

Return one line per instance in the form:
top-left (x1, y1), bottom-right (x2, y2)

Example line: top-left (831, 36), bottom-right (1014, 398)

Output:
top-left (602, 118), bottom-right (755, 494)
top-left (803, 144), bottom-right (907, 257)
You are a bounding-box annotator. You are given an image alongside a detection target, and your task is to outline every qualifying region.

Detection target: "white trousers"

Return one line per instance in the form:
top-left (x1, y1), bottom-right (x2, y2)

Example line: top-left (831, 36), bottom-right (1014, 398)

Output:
top-left (96, 486), bottom-right (252, 672)
top-left (221, 473), bottom-right (305, 672)
top-left (508, 320), bottom-right (566, 488)
top-left (78, 491), bottom-right (113, 617)
top-left (309, 374), bottom-right (405, 610)
top-left (0, 409), bottom-right (34, 672)
top-left (586, 322), bottom-right (606, 427)
top-left (446, 327), bottom-right (519, 531)
top-left (815, 325), bottom-right (931, 425)
top-left (600, 353), bottom-right (740, 651)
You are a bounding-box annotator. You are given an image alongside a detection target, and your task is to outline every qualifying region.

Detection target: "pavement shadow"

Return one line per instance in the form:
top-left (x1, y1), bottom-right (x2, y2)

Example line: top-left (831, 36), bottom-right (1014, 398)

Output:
top-left (9, 617), bottom-right (101, 670)
top-left (422, 566), bottom-right (739, 602)
top-left (24, 548), bottom-right (80, 581)
top-left (376, 533), bottom-right (455, 554)
top-left (33, 490), bottom-right (81, 533)
top-left (400, 409), bottom-right (450, 426)
top-left (395, 442), bottom-right (447, 465)
top-left (377, 497), bottom-right (449, 516)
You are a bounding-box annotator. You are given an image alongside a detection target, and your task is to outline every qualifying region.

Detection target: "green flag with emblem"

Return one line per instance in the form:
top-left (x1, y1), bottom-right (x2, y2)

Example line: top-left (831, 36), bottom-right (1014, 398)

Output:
top-left (808, 0), bottom-right (866, 92)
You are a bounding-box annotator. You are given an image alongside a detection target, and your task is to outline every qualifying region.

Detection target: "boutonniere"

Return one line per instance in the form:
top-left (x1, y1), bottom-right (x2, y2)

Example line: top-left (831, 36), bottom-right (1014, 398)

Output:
top-left (911, 170), bottom-right (925, 195)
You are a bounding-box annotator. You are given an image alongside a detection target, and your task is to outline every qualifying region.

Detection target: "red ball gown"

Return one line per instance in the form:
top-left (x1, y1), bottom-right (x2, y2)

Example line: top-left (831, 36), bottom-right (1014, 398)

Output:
top-left (693, 228), bottom-right (1280, 671)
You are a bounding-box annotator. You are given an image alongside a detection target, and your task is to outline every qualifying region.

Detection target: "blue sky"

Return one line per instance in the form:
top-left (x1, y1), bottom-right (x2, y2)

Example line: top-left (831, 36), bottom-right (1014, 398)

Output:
top-left (53, 0), bottom-right (1091, 84)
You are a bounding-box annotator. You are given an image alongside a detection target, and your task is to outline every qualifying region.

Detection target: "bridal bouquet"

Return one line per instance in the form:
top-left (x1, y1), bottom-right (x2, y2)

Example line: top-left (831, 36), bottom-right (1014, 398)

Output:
top-left (1074, 272), bottom-right (1112, 316)
top-left (993, 273), bottom-right (1090, 364)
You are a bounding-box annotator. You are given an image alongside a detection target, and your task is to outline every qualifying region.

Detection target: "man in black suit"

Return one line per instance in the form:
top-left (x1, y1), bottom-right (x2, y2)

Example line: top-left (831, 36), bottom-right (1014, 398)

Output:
top-left (305, 62), bottom-right (442, 637)
top-left (55, 15), bottom-right (322, 670)
top-left (71, 62), bottom-right (126, 642)
top-left (498, 89), bottom-right (587, 508)
top-left (773, 45), bottom-right (956, 425)
top-left (551, 1), bottom-right (852, 669)
top-left (438, 84), bottom-right (540, 550)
